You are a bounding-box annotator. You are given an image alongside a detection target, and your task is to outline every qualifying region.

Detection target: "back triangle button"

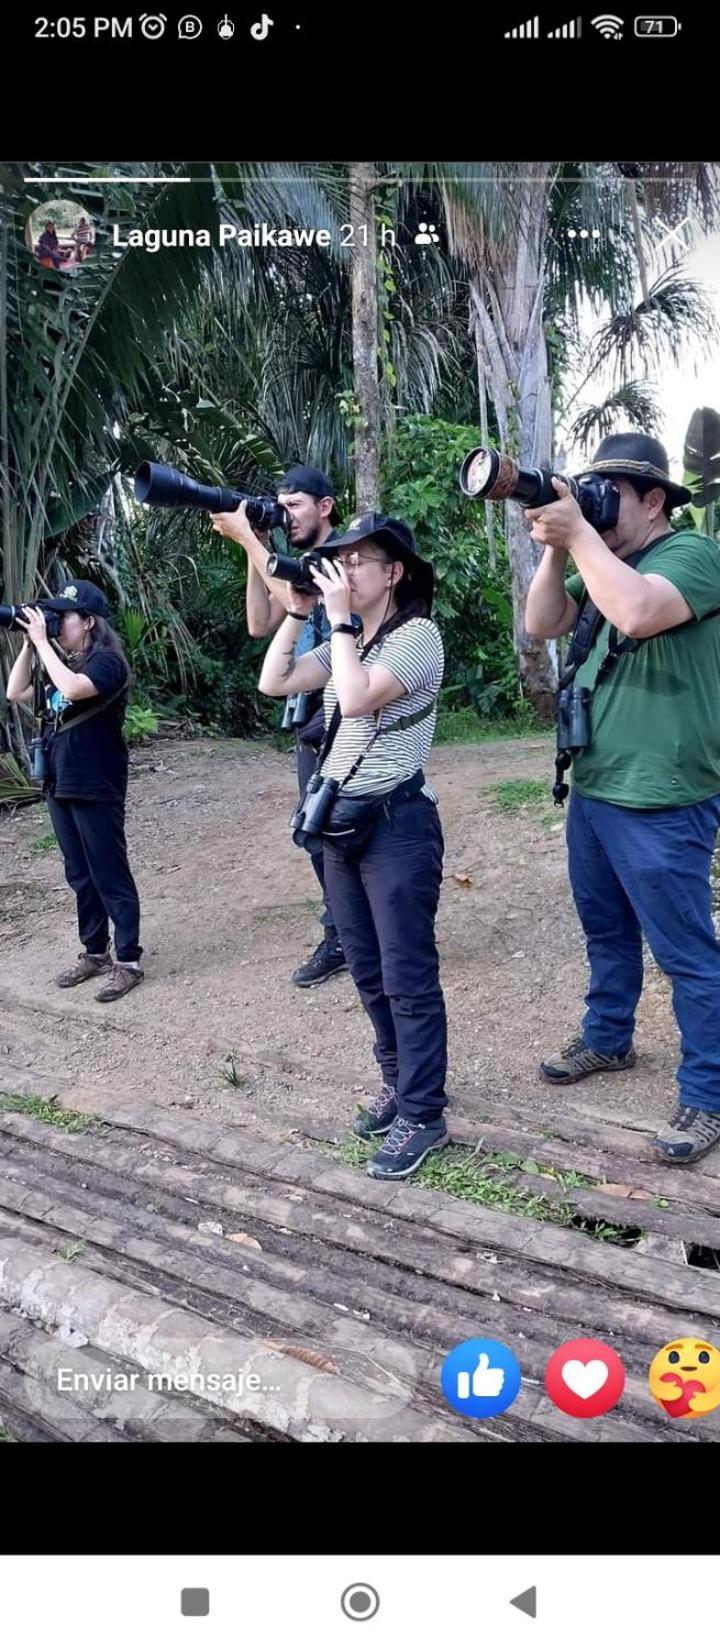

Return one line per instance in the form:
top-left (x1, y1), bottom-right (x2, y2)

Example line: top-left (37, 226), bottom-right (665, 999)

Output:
top-left (510, 1587), bottom-right (537, 1619)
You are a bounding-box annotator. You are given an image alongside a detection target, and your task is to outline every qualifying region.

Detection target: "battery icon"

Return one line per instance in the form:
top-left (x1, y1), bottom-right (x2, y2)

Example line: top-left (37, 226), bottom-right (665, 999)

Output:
top-left (634, 15), bottom-right (681, 34)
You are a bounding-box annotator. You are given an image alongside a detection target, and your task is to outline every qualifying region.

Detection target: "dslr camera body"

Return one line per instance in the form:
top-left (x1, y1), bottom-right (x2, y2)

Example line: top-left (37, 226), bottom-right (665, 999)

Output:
top-left (458, 445), bottom-right (620, 534)
top-left (0, 601), bottom-right (63, 640)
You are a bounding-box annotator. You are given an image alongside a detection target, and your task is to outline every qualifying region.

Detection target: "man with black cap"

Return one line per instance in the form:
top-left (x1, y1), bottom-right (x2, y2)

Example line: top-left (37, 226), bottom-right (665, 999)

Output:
top-left (211, 464), bottom-right (348, 987)
top-left (525, 433), bottom-right (720, 1166)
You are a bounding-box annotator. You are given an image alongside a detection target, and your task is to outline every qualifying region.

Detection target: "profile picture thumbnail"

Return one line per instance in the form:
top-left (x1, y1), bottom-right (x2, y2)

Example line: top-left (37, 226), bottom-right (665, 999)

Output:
top-left (25, 199), bottom-right (95, 272)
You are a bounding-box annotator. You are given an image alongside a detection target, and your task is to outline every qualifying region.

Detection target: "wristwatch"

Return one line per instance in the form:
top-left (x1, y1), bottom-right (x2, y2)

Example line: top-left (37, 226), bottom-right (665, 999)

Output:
top-left (330, 623), bottom-right (357, 636)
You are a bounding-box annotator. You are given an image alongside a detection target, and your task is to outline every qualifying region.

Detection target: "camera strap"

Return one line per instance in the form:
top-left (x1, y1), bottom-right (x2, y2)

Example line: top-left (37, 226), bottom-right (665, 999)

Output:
top-left (554, 537), bottom-right (720, 804)
top-left (304, 626), bottom-right (436, 795)
top-left (558, 539), bottom-right (668, 693)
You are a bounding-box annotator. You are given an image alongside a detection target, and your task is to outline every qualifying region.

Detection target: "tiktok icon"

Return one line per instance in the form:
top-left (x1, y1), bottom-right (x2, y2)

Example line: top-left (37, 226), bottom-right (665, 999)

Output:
top-left (250, 12), bottom-right (274, 38)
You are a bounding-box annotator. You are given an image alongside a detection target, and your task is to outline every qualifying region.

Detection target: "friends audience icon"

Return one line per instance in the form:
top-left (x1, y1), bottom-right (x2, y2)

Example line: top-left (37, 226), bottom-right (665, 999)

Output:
top-left (414, 221), bottom-right (440, 246)
top-left (26, 201), bottom-right (95, 273)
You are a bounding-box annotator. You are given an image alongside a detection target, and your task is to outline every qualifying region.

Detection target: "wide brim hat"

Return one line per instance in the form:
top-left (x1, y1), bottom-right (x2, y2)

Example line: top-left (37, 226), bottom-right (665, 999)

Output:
top-left (327, 511), bottom-right (434, 611)
top-left (577, 433), bottom-right (692, 510)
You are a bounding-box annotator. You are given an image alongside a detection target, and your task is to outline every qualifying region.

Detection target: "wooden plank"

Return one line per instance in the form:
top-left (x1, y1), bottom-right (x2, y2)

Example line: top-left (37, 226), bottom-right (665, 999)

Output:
top-left (0, 1149), bottom-right (712, 1362)
top-left (0, 1186), bottom-right (689, 1444)
top-left (2, 1110), bottom-right (720, 1325)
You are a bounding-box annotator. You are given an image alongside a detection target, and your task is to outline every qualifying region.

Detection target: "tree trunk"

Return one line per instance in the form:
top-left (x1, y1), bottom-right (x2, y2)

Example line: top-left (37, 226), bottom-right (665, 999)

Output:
top-left (469, 165), bottom-right (559, 719)
top-left (348, 162), bottom-right (381, 512)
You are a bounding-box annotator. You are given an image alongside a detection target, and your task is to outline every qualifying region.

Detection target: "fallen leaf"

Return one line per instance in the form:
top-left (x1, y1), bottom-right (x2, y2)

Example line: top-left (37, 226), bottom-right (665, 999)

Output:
top-left (265, 1342), bottom-right (337, 1374)
top-left (227, 1231), bottom-right (263, 1250)
top-left (453, 873), bottom-right (474, 887)
top-left (600, 1183), bottom-right (653, 1202)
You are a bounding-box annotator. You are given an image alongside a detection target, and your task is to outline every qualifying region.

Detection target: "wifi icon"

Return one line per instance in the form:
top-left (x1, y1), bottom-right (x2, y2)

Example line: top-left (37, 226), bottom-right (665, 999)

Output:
top-left (591, 12), bottom-right (624, 36)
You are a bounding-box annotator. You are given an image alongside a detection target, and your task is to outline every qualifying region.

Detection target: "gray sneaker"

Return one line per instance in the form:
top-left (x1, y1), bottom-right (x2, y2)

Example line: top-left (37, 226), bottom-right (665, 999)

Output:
top-left (652, 1103), bottom-right (720, 1165)
top-left (540, 1033), bottom-right (637, 1085)
top-left (56, 950), bottom-right (112, 989)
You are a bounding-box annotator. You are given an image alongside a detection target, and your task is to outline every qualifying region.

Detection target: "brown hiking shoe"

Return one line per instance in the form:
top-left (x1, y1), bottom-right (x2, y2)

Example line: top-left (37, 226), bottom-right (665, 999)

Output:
top-left (56, 950), bottom-right (112, 989)
top-left (95, 963), bottom-right (144, 1003)
top-left (540, 1033), bottom-right (637, 1085)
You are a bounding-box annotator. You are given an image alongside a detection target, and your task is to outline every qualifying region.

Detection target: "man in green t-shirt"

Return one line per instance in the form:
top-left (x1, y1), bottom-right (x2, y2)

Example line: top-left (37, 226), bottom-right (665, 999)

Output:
top-left (525, 432), bottom-right (720, 1166)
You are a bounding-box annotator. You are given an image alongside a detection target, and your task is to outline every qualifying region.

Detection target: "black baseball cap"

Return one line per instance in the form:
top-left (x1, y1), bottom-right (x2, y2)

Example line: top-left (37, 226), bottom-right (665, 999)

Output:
top-left (329, 511), bottom-right (434, 612)
top-left (278, 464), bottom-right (340, 524)
top-left (44, 579), bottom-right (109, 617)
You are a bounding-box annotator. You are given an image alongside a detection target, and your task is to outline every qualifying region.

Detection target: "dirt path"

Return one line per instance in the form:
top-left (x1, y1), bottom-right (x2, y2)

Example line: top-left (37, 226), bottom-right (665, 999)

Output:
top-left (0, 734), bottom-right (682, 1146)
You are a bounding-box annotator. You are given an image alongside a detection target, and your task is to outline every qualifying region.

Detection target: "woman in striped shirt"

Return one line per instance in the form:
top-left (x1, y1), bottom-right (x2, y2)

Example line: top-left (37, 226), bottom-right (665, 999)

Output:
top-left (257, 509), bottom-right (450, 1182)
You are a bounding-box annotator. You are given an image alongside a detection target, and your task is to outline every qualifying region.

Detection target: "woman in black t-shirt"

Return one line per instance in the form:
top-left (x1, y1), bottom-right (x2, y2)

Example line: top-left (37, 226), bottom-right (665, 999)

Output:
top-left (6, 580), bottom-right (144, 1002)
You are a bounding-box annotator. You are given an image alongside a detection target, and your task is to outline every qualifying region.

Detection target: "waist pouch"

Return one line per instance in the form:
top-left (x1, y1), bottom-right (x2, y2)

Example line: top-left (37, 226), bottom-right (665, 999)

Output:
top-left (317, 770), bottom-right (427, 857)
top-left (296, 704), bottom-right (326, 748)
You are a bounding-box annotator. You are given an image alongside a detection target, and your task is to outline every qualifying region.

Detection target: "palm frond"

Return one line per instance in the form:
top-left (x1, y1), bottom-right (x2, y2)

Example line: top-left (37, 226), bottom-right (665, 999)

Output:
top-left (568, 381), bottom-right (662, 452)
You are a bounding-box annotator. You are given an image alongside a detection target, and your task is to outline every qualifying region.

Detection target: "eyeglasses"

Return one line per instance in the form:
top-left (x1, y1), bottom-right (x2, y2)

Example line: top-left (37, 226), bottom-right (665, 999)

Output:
top-left (335, 553), bottom-right (392, 571)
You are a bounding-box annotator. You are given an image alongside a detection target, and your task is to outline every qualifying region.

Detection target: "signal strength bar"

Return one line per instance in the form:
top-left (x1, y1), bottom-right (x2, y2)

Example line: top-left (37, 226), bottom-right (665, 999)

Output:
top-left (504, 14), bottom-right (540, 35)
top-left (547, 15), bottom-right (582, 34)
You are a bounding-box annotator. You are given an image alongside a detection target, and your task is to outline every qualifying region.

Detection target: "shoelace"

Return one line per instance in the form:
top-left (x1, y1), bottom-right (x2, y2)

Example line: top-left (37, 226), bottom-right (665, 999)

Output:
top-left (382, 1117), bottom-right (417, 1155)
top-left (362, 1086), bottom-right (396, 1124)
top-left (668, 1105), bottom-right (720, 1141)
top-left (562, 1036), bottom-right (587, 1059)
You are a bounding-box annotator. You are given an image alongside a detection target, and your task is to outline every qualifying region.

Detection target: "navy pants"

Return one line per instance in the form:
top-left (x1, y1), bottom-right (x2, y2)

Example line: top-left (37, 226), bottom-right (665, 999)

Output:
top-left (47, 793), bottom-right (142, 964)
top-left (296, 737), bottom-right (339, 943)
top-left (323, 793), bottom-right (447, 1124)
top-left (567, 788), bottom-right (720, 1114)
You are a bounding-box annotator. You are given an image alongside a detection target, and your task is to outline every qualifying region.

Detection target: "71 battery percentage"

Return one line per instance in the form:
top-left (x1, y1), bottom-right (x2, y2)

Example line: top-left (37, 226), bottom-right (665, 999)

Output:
top-left (634, 15), bottom-right (682, 34)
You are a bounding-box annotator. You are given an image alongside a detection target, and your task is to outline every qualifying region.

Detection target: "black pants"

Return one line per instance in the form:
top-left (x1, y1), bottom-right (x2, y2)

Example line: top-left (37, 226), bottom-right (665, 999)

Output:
top-left (47, 794), bottom-right (142, 964)
top-left (323, 793), bottom-right (447, 1124)
top-left (296, 736), bottom-right (340, 944)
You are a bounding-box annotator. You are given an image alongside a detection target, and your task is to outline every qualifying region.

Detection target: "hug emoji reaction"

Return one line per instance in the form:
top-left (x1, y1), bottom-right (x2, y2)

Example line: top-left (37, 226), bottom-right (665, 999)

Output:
top-left (648, 1338), bottom-right (720, 1419)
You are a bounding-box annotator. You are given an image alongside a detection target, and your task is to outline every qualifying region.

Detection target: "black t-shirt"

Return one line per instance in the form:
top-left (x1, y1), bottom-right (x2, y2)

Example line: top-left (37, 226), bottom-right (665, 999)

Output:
top-left (45, 649), bottom-right (130, 802)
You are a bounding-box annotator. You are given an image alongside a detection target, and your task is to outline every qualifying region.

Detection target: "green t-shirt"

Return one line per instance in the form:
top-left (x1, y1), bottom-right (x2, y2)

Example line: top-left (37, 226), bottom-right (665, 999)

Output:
top-left (564, 530), bottom-right (720, 807)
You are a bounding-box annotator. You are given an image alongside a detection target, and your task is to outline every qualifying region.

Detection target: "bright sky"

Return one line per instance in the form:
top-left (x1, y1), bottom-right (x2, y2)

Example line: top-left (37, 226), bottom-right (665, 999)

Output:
top-left (561, 228), bottom-right (720, 482)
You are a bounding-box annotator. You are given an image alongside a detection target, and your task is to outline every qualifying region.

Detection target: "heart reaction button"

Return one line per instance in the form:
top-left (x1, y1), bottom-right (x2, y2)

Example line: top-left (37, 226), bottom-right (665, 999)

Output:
top-left (544, 1337), bottom-right (625, 1418)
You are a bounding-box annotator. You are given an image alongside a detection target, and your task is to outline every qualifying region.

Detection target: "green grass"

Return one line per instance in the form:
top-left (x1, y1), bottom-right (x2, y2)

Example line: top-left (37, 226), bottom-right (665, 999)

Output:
top-left (490, 778), bottom-right (549, 814)
top-left (57, 1241), bottom-right (85, 1261)
top-left (29, 830), bottom-right (57, 856)
top-left (0, 1424), bottom-right (17, 1443)
top-left (434, 708), bottom-right (552, 746)
top-left (0, 1093), bottom-right (101, 1132)
top-left (337, 1135), bottom-right (634, 1244)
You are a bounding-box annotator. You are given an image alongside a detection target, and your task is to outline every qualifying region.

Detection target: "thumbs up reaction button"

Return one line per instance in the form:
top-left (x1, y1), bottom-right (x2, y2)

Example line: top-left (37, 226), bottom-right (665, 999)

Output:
top-left (440, 1337), bottom-right (522, 1418)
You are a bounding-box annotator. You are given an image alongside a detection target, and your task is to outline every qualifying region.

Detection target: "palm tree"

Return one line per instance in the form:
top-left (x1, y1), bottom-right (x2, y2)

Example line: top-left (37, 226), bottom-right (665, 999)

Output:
top-left (0, 159), bottom-right (223, 759)
top-left (391, 160), bottom-right (720, 716)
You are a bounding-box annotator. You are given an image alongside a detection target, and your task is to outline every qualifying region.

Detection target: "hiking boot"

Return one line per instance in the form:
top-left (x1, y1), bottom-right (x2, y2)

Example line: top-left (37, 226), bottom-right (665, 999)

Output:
top-left (56, 950), bottom-right (112, 989)
top-left (353, 1084), bottom-right (398, 1139)
top-left (652, 1104), bottom-right (720, 1165)
top-left (95, 963), bottom-right (144, 1003)
top-left (366, 1115), bottom-right (450, 1181)
top-left (292, 937), bottom-right (348, 989)
top-left (540, 1033), bottom-right (637, 1085)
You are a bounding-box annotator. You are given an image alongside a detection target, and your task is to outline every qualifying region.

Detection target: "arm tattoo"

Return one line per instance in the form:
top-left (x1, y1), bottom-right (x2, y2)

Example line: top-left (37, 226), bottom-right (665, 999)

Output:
top-left (280, 645), bottom-right (296, 682)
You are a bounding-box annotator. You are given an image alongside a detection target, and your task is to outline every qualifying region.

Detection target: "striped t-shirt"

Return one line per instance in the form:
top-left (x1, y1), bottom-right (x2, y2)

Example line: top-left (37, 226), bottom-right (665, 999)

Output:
top-left (311, 616), bottom-right (444, 798)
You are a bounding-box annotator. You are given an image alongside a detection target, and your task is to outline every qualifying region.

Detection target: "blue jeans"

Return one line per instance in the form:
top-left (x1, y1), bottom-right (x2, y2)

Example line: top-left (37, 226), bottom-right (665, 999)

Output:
top-left (567, 788), bottom-right (720, 1114)
top-left (323, 794), bottom-right (448, 1124)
